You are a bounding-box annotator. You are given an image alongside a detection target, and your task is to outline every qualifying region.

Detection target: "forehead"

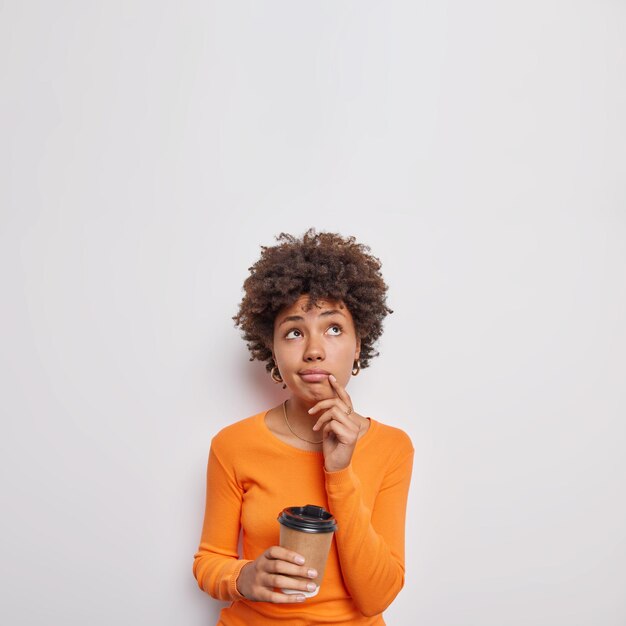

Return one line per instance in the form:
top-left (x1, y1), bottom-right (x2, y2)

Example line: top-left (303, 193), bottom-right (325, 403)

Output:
top-left (279, 294), bottom-right (347, 316)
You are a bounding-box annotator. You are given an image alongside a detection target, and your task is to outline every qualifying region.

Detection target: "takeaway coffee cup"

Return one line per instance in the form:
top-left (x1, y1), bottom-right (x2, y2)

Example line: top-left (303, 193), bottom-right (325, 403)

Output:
top-left (277, 504), bottom-right (337, 597)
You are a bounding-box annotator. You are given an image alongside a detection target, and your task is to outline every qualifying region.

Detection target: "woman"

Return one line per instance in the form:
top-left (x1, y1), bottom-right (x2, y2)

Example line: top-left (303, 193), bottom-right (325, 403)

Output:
top-left (193, 229), bottom-right (414, 625)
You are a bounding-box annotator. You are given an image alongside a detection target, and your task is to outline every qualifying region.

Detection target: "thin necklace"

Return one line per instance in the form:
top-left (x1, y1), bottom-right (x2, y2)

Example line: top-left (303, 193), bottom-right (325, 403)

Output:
top-left (282, 400), bottom-right (323, 444)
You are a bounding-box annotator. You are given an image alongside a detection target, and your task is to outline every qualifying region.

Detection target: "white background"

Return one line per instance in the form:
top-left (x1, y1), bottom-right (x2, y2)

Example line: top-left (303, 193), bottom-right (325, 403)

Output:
top-left (1, 1), bottom-right (625, 625)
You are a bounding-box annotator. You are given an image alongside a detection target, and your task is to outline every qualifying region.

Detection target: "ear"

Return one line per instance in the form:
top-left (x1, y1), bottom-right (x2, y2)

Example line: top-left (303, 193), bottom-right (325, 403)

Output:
top-left (355, 336), bottom-right (361, 360)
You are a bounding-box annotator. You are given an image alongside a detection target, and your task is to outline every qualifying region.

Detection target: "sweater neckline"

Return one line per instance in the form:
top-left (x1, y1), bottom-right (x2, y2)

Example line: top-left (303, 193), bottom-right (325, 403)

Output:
top-left (255, 408), bottom-right (377, 456)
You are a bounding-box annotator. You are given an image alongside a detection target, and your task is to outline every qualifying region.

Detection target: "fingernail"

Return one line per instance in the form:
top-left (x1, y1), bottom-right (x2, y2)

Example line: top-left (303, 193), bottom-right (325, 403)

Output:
top-left (308, 569), bottom-right (317, 578)
top-left (295, 556), bottom-right (305, 565)
top-left (308, 408), bottom-right (313, 413)
top-left (307, 583), bottom-right (317, 591)
top-left (329, 374), bottom-right (336, 382)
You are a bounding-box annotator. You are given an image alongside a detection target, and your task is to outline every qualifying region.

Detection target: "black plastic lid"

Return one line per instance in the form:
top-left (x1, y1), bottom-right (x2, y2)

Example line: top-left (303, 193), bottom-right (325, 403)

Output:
top-left (277, 505), bottom-right (337, 534)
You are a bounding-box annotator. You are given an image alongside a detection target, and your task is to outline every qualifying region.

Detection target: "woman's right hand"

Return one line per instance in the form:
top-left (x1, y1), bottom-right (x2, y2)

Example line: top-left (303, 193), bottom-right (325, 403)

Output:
top-left (236, 546), bottom-right (318, 603)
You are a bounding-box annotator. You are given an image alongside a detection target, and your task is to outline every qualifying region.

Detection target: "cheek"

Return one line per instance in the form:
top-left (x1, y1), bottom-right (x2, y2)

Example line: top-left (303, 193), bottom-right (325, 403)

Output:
top-left (272, 343), bottom-right (294, 369)
top-left (334, 344), bottom-right (357, 377)
top-left (342, 338), bottom-right (358, 359)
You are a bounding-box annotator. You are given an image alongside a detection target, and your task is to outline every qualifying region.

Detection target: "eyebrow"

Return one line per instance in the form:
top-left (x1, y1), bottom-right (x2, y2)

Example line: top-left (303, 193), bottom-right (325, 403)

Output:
top-left (278, 309), bottom-right (346, 326)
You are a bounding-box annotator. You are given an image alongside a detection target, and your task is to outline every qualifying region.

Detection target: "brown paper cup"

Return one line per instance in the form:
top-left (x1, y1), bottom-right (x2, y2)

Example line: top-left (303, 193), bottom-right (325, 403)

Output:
top-left (277, 505), bottom-right (337, 598)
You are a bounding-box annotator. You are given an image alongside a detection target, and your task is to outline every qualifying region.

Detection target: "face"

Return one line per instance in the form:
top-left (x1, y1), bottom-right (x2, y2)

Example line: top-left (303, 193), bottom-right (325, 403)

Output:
top-left (272, 294), bottom-right (361, 403)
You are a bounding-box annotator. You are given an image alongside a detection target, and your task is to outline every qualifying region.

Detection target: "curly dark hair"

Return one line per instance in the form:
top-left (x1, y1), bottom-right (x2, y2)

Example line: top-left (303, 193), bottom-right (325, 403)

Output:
top-left (233, 228), bottom-right (393, 372)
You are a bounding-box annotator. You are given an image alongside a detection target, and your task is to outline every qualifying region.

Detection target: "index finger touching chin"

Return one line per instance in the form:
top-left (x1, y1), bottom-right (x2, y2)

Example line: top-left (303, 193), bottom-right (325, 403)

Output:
top-left (328, 374), bottom-right (351, 403)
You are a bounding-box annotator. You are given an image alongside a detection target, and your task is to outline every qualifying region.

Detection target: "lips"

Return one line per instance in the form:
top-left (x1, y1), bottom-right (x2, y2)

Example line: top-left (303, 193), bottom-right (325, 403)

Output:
top-left (298, 369), bottom-right (331, 383)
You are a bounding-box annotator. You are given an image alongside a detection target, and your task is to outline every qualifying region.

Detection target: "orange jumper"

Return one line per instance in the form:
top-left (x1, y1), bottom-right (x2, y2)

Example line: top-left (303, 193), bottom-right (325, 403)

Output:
top-left (193, 409), bottom-right (414, 625)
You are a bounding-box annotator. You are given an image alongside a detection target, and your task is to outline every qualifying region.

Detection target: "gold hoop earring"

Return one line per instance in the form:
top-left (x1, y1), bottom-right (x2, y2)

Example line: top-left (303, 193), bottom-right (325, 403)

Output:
top-left (352, 360), bottom-right (361, 376)
top-left (270, 366), bottom-right (283, 384)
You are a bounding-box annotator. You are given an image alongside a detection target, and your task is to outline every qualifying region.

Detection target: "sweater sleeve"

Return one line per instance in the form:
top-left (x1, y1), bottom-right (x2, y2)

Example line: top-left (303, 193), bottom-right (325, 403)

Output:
top-left (192, 441), bottom-right (253, 601)
top-left (324, 441), bottom-right (414, 617)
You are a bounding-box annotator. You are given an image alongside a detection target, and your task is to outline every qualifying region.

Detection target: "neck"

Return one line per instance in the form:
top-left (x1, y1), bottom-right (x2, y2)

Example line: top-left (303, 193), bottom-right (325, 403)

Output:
top-left (284, 396), bottom-right (317, 427)
top-left (282, 400), bottom-right (323, 445)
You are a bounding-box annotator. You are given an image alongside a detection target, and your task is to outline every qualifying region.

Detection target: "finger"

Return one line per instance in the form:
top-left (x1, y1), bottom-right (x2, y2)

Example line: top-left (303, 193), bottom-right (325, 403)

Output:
top-left (262, 589), bottom-right (308, 603)
top-left (328, 374), bottom-right (353, 408)
top-left (313, 407), bottom-right (360, 433)
top-left (322, 418), bottom-right (357, 444)
top-left (264, 559), bottom-right (318, 580)
top-left (264, 546), bottom-right (305, 565)
top-left (312, 408), bottom-right (340, 432)
top-left (313, 407), bottom-right (359, 431)
top-left (308, 397), bottom-right (351, 415)
top-left (264, 573), bottom-right (319, 594)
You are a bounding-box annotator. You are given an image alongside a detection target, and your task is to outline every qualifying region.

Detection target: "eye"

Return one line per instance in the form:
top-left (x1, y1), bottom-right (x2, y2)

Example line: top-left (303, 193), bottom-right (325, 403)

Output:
top-left (285, 328), bottom-right (302, 339)
top-left (327, 325), bottom-right (343, 336)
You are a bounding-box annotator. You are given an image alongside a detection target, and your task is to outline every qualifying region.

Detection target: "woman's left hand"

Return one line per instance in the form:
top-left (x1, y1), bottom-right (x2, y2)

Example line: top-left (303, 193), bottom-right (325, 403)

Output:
top-left (309, 375), bottom-right (364, 472)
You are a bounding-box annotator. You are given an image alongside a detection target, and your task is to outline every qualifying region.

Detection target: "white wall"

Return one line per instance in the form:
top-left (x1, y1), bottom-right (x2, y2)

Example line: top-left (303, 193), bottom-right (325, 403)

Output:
top-left (1, 1), bottom-right (625, 624)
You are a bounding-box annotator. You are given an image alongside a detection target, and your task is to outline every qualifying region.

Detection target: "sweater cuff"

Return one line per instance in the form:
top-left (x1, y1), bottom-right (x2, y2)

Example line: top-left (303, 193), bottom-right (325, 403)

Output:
top-left (324, 463), bottom-right (355, 487)
top-left (230, 560), bottom-right (254, 601)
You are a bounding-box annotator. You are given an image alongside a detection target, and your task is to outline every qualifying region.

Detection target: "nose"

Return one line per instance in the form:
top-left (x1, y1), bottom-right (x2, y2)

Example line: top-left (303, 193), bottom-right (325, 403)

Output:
top-left (303, 335), bottom-right (325, 362)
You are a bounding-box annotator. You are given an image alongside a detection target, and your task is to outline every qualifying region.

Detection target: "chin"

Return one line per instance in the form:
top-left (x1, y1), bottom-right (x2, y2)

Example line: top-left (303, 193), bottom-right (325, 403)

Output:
top-left (309, 386), bottom-right (334, 401)
top-left (290, 383), bottom-right (332, 403)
